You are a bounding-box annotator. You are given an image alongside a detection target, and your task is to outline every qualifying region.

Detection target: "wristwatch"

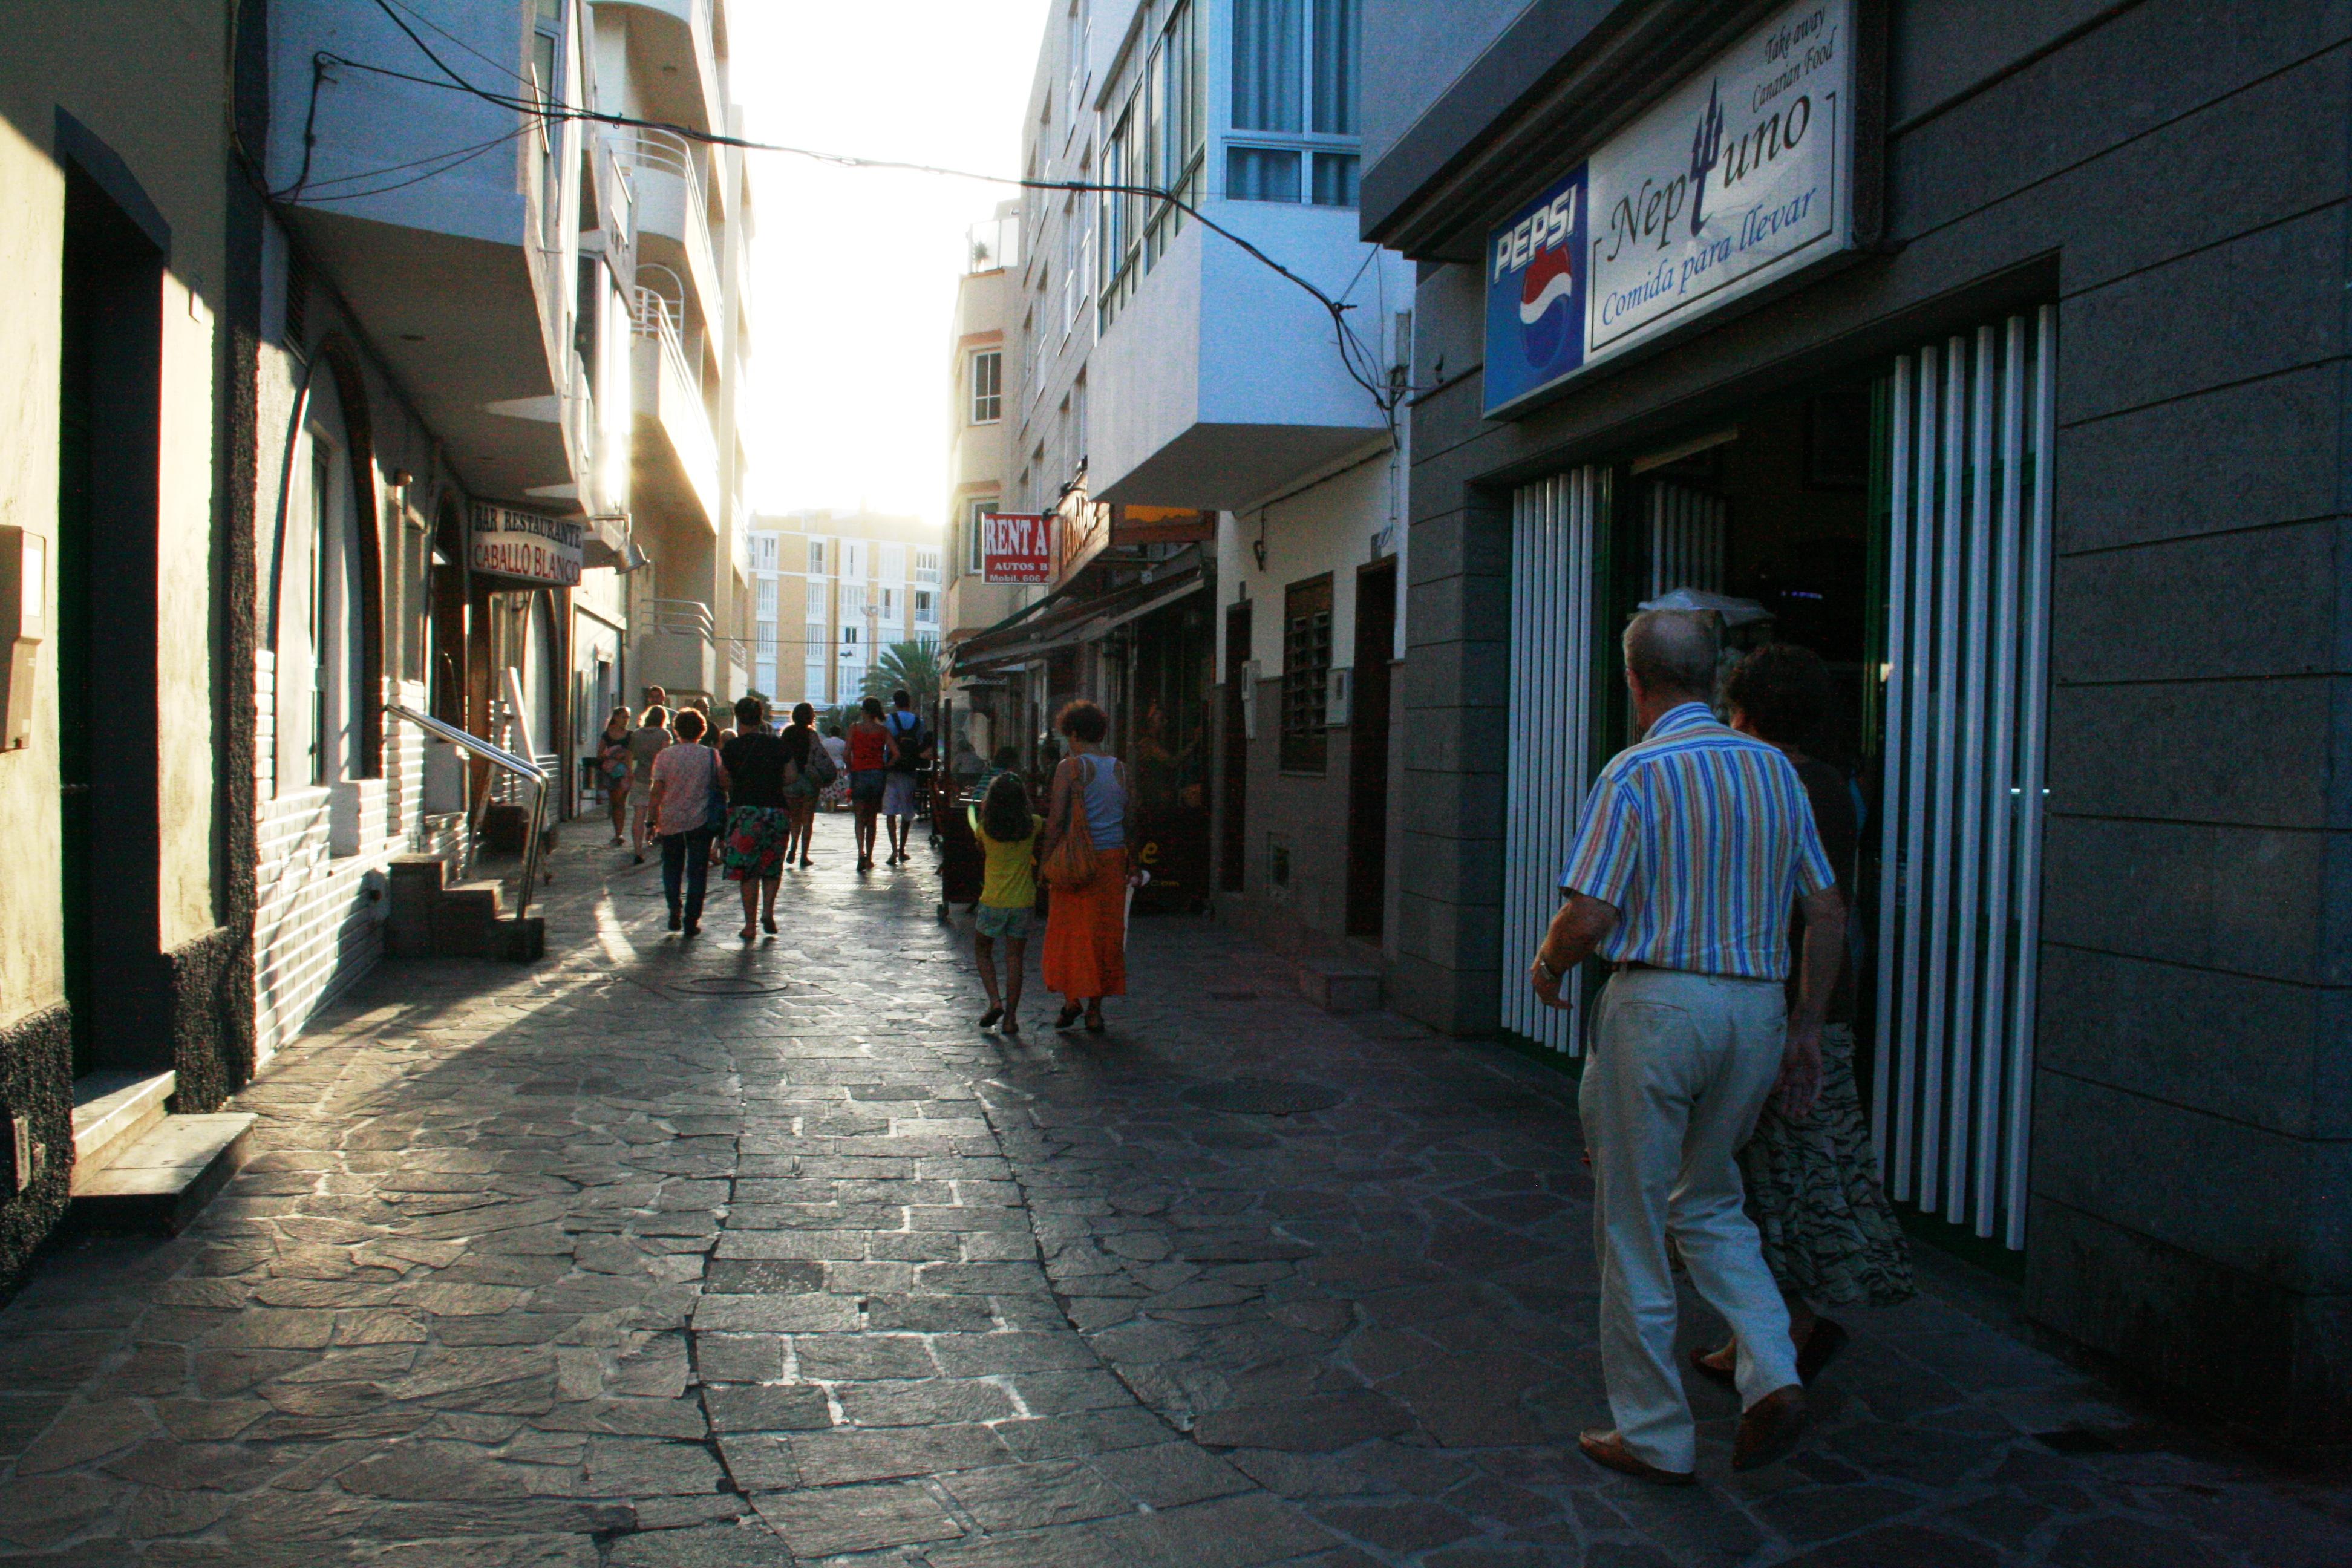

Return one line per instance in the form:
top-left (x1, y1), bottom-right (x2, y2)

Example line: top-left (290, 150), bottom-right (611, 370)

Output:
top-left (1533, 954), bottom-right (1563, 985)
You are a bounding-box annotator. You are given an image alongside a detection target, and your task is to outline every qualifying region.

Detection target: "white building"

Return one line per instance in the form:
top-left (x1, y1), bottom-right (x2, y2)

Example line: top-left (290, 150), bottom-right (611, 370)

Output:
top-left (952, 0), bottom-right (1412, 939)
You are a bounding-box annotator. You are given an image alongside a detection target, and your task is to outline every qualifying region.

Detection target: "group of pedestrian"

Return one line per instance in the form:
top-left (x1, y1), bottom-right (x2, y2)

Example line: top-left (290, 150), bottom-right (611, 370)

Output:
top-left (840, 689), bottom-right (930, 871)
top-left (596, 685), bottom-right (837, 938)
top-left (1529, 609), bottom-right (1912, 1486)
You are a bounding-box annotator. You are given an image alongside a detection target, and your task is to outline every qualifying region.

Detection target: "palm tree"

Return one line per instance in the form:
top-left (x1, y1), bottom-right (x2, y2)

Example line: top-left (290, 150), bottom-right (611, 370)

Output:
top-left (861, 640), bottom-right (941, 714)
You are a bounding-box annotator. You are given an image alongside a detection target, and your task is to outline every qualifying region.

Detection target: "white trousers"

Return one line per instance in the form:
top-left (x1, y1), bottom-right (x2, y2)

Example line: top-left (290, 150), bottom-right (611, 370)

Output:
top-left (1579, 967), bottom-right (1801, 1471)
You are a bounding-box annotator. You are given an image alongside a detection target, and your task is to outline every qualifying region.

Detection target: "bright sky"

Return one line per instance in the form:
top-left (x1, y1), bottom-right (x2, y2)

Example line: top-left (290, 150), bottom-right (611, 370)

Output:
top-left (730, 1), bottom-right (1053, 528)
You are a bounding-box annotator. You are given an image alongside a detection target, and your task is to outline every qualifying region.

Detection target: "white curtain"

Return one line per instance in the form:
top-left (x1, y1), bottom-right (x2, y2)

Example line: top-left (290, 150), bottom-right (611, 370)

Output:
top-left (1232, 0), bottom-right (1301, 131)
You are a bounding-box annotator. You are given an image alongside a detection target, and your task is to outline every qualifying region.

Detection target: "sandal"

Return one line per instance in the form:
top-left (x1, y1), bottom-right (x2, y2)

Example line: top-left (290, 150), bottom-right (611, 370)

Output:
top-left (1055, 1004), bottom-right (1083, 1030)
top-left (762, 915), bottom-right (777, 935)
top-left (1002, 1013), bottom-right (1021, 1035)
top-left (1688, 1344), bottom-right (1736, 1388)
top-left (1084, 1007), bottom-right (1105, 1034)
top-left (978, 1005), bottom-right (1004, 1029)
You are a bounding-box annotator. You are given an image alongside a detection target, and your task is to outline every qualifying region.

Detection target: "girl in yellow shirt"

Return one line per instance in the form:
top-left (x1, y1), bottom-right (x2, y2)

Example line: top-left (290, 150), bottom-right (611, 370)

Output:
top-left (970, 772), bottom-right (1037, 1033)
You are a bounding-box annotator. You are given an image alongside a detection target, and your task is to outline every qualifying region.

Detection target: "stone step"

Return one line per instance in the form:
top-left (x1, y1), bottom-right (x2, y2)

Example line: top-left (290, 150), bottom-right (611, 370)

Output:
top-left (70, 1071), bottom-right (175, 1193)
top-left (1297, 959), bottom-right (1382, 1016)
top-left (70, 1112), bottom-right (256, 1235)
top-left (431, 880), bottom-right (507, 956)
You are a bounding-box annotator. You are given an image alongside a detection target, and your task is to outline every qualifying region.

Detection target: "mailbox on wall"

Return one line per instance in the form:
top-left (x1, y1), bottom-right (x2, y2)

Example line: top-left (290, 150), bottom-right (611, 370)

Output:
top-left (0, 526), bottom-right (45, 752)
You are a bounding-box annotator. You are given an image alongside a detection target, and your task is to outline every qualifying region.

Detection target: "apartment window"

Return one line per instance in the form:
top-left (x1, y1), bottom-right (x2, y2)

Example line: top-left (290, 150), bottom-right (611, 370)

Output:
top-left (915, 548), bottom-right (941, 585)
top-left (756, 577), bottom-right (778, 618)
top-left (1281, 574), bottom-right (1333, 773)
top-left (970, 349), bottom-right (1002, 423)
top-left (807, 538), bottom-right (826, 577)
top-left (965, 498), bottom-right (995, 574)
top-left (1067, 0), bottom-right (1088, 122)
top-left (1099, 0), bottom-right (1202, 332)
top-left (532, 0), bottom-right (561, 103)
top-left (881, 543), bottom-right (906, 583)
top-left (879, 586), bottom-right (897, 619)
top-left (1228, 0), bottom-right (1360, 207)
top-left (843, 541), bottom-right (867, 581)
top-left (915, 589), bottom-right (938, 624)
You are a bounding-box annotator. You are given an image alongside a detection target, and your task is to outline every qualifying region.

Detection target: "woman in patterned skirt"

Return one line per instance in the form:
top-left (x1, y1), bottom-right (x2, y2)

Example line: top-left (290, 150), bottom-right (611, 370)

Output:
top-left (1696, 644), bottom-right (1915, 1388)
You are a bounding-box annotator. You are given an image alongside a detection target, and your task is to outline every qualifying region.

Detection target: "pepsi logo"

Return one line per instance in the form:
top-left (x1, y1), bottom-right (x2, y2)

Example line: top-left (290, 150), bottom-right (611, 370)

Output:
top-left (1518, 243), bottom-right (1578, 368)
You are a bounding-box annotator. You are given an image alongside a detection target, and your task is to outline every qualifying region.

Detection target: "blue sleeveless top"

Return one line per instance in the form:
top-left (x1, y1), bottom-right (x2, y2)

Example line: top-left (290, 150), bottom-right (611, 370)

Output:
top-left (1074, 753), bottom-right (1125, 849)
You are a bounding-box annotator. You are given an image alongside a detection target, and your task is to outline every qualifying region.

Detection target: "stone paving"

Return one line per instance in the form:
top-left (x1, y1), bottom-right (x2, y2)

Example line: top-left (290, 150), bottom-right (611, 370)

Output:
top-left (1, 815), bottom-right (2347, 1566)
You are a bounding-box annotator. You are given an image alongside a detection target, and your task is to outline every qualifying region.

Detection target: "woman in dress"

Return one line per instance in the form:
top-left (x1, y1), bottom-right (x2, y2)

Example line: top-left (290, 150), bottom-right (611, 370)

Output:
top-left (597, 707), bottom-right (634, 846)
top-left (1039, 700), bottom-right (1137, 1035)
top-left (1696, 643), bottom-right (1915, 1387)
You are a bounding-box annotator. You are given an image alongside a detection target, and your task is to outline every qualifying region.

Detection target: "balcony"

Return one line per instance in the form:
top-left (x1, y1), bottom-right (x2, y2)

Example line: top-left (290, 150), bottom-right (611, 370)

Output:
top-left (1086, 201), bottom-right (1408, 511)
top-left (630, 290), bottom-right (721, 535)
top-left (633, 598), bottom-right (719, 698)
top-left (610, 128), bottom-right (722, 332)
top-left (591, 0), bottom-right (725, 140)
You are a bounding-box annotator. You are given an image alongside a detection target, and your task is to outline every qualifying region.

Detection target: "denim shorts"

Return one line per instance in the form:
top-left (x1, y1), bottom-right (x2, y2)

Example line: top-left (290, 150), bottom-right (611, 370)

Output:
top-left (849, 769), bottom-right (886, 804)
top-left (974, 903), bottom-right (1034, 940)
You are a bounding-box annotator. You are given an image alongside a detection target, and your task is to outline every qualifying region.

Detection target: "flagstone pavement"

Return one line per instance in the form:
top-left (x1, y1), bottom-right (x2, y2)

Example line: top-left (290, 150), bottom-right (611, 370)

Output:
top-left (1, 812), bottom-right (2345, 1566)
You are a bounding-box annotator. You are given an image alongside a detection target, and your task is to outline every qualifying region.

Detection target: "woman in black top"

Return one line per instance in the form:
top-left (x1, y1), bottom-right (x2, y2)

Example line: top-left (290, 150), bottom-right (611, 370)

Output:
top-left (719, 697), bottom-right (794, 939)
top-left (782, 702), bottom-right (823, 867)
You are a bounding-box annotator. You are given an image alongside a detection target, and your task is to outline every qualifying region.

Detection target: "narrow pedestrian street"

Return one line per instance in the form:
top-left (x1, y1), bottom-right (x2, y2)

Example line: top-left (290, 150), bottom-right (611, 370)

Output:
top-left (0, 821), bottom-right (2341, 1567)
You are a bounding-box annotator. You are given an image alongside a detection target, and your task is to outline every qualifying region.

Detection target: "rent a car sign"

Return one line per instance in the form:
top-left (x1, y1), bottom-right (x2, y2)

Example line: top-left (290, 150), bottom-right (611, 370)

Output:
top-left (981, 512), bottom-right (1054, 584)
top-left (1484, 0), bottom-right (1855, 417)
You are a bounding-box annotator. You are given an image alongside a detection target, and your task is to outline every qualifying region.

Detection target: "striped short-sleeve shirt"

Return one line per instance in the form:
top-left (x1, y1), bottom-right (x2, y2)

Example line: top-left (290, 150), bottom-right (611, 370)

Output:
top-left (1559, 702), bottom-right (1835, 981)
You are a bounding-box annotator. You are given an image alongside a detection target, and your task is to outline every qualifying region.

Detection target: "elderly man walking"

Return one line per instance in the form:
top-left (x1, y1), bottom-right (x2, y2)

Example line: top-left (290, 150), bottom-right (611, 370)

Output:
top-left (1530, 609), bottom-right (1844, 1483)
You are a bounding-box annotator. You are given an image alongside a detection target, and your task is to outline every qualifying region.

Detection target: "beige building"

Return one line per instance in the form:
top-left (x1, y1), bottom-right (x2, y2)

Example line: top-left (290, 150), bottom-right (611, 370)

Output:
top-left (938, 203), bottom-right (1030, 760)
top-left (0, 1), bottom-right (246, 1275)
top-left (746, 509), bottom-right (942, 711)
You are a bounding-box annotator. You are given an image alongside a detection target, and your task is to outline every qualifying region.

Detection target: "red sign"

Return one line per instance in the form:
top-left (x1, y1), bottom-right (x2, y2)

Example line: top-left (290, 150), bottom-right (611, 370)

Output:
top-left (982, 512), bottom-right (1053, 584)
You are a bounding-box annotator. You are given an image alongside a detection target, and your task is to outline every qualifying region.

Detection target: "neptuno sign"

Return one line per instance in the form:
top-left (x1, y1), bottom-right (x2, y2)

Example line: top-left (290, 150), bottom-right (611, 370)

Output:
top-left (471, 505), bottom-right (583, 587)
top-left (1484, 0), bottom-right (1855, 416)
top-left (981, 512), bottom-right (1053, 584)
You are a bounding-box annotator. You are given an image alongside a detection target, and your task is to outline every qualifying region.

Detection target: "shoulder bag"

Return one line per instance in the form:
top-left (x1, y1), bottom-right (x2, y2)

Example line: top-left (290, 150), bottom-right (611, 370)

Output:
top-left (1039, 757), bottom-right (1100, 892)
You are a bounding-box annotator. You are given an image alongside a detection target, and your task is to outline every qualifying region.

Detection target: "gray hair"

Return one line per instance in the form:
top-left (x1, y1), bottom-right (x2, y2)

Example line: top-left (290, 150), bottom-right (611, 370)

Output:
top-left (1622, 609), bottom-right (1719, 696)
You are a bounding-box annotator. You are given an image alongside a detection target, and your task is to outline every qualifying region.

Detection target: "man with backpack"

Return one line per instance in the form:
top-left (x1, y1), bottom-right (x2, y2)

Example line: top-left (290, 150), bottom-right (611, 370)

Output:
top-left (880, 688), bottom-right (929, 866)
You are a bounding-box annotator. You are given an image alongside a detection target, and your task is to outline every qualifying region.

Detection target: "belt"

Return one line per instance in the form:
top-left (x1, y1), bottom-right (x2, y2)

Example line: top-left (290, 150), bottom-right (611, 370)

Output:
top-left (1610, 960), bottom-right (1763, 983)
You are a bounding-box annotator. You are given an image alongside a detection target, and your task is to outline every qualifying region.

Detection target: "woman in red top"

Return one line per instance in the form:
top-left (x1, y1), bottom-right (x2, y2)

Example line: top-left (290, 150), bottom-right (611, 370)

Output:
top-left (844, 696), bottom-right (893, 871)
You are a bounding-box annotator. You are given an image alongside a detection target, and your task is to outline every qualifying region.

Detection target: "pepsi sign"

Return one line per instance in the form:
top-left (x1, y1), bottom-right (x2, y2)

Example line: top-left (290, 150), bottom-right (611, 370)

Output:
top-left (1483, 168), bottom-right (1590, 416)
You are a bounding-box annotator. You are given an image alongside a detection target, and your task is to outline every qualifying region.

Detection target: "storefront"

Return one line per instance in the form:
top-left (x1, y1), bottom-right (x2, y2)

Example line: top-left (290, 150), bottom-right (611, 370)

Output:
top-left (1363, 0), bottom-right (2351, 1436)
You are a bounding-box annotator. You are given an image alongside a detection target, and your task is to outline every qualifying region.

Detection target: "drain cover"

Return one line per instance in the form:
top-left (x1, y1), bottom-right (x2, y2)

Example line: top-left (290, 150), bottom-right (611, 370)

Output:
top-left (671, 976), bottom-right (791, 996)
top-left (1181, 1079), bottom-right (1343, 1116)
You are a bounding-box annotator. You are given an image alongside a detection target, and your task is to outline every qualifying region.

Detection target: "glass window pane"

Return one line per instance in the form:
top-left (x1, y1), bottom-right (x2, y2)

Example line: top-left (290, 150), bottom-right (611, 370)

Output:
top-left (1231, 0), bottom-right (1302, 132)
top-left (1311, 151), bottom-right (1359, 207)
top-left (1311, 0), bottom-right (1359, 135)
top-left (1227, 145), bottom-right (1301, 203)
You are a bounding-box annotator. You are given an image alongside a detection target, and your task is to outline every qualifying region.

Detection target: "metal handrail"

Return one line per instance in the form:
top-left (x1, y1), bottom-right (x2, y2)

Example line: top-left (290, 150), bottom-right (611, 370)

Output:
top-left (387, 704), bottom-right (550, 924)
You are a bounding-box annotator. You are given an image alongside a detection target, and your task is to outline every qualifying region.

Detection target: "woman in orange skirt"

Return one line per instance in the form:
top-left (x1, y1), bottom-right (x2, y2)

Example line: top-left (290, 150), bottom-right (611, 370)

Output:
top-left (1041, 699), bottom-right (1137, 1034)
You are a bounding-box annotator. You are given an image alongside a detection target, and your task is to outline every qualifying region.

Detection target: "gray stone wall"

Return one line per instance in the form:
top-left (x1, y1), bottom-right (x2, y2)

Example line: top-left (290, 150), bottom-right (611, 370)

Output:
top-left (1389, 1), bottom-right (2352, 1429)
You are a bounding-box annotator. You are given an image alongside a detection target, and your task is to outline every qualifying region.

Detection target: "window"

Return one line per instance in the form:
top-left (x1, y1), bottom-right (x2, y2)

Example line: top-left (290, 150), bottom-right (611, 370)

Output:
top-left (915, 548), bottom-right (941, 585)
top-left (1228, 0), bottom-right (1359, 206)
top-left (881, 543), bottom-right (906, 583)
top-left (915, 589), bottom-right (938, 624)
top-left (807, 538), bottom-right (826, 577)
top-left (756, 577), bottom-right (778, 618)
top-left (1067, 0), bottom-right (1088, 122)
top-left (532, 0), bottom-right (562, 103)
top-left (1099, 1), bottom-right (1202, 332)
top-left (879, 586), bottom-right (897, 619)
top-left (970, 349), bottom-right (1002, 423)
top-left (1281, 574), bottom-right (1333, 773)
top-left (965, 499), bottom-right (995, 574)
top-left (843, 541), bottom-right (867, 581)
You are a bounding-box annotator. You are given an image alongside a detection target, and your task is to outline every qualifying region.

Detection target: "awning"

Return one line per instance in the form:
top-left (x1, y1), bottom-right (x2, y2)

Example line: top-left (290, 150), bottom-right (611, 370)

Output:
top-left (951, 561), bottom-right (1204, 674)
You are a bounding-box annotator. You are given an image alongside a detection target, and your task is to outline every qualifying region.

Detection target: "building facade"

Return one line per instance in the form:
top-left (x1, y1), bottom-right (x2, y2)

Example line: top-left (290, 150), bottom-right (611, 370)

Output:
top-left (951, 0), bottom-right (1414, 928)
top-left (1365, 0), bottom-right (2352, 1437)
top-left (746, 509), bottom-right (941, 712)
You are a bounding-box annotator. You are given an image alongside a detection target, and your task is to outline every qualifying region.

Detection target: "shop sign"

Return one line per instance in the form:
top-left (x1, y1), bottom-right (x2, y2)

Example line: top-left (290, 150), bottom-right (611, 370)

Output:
top-left (471, 505), bottom-right (583, 586)
top-left (1111, 505), bottom-right (1216, 546)
top-left (981, 512), bottom-right (1054, 583)
top-left (1484, 0), bottom-right (1854, 417)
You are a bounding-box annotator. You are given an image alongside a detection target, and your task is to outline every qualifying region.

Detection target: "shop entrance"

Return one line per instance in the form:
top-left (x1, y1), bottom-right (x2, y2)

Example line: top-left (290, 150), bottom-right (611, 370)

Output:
top-left (1496, 309), bottom-right (2056, 1250)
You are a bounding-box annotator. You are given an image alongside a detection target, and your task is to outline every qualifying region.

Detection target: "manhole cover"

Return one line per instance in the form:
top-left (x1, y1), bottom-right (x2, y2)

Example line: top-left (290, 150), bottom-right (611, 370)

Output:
top-left (670, 976), bottom-right (792, 996)
top-left (1181, 1079), bottom-right (1343, 1116)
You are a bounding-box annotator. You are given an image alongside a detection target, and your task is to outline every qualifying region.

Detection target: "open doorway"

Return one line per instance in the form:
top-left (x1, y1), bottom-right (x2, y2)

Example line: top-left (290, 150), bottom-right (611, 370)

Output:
top-left (56, 158), bottom-right (168, 1077)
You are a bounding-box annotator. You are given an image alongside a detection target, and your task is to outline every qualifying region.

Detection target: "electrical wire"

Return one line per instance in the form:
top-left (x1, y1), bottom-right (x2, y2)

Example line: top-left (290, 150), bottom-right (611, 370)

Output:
top-left (289, 125), bottom-right (529, 196)
top-left (345, 0), bottom-right (1410, 425)
top-left (289, 126), bottom-right (531, 203)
